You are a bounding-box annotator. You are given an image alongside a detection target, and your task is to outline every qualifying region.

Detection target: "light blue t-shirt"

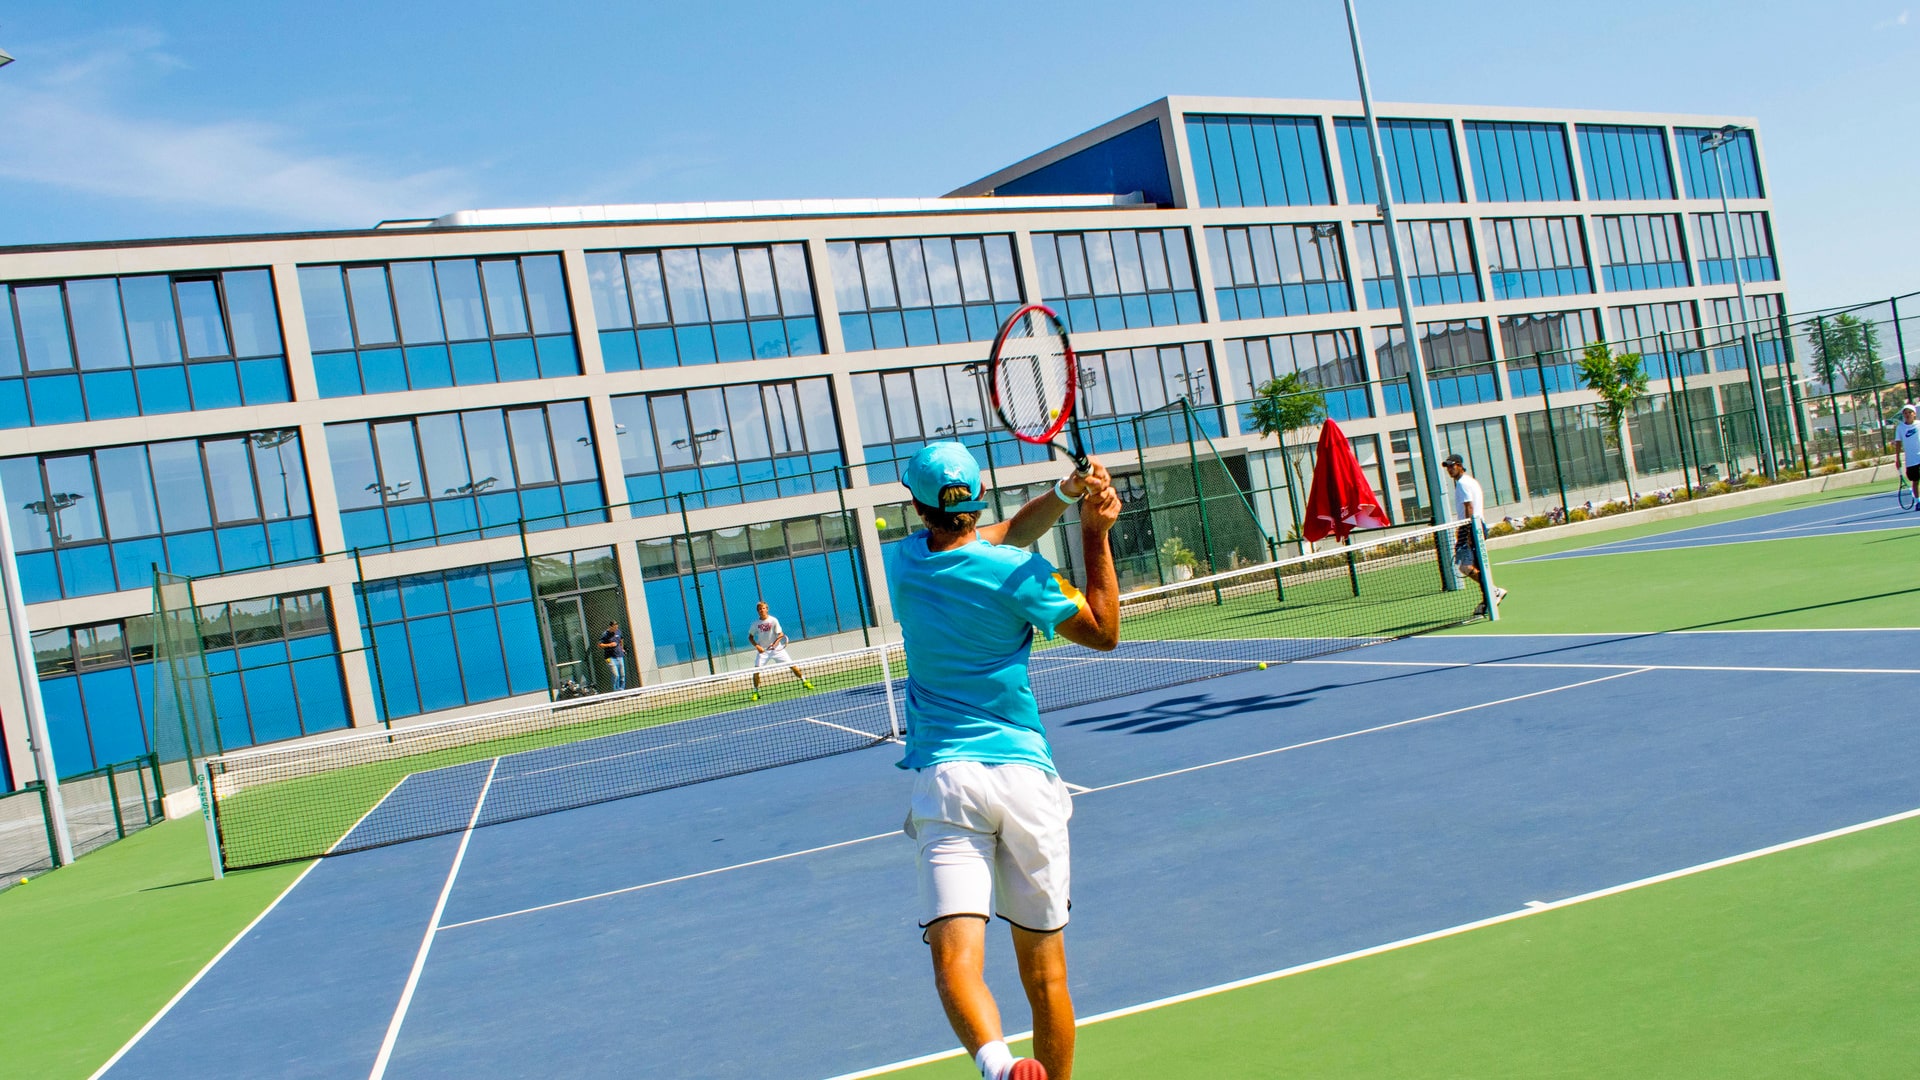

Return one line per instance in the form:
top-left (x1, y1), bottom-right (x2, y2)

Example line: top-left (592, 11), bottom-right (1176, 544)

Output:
top-left (887, 532), bottom-right (1087, 774)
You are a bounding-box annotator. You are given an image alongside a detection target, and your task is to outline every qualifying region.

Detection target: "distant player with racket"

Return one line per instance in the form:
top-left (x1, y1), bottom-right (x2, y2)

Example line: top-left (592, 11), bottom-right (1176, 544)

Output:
top-left (1894, 404), bottom-right (1919, 510)
top-left (890, 304), bottom-right (1121, 1080)
top-left (747, 601), bottom-right (813, 702)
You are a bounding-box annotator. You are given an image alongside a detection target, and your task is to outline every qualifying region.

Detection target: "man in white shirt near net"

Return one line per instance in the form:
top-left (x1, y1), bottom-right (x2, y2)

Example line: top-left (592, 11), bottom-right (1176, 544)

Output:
top-left (1895, 404), bottom-right (1920, 508)
top-left (748, 601), bottom-right (813, 702)
top-left (1442, 452), bottom-right (1506, 615)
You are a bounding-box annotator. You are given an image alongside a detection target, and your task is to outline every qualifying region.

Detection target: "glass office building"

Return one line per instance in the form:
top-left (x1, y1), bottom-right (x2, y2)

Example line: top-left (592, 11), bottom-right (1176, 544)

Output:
top-left (0, 96), bottom-right (1787, 786)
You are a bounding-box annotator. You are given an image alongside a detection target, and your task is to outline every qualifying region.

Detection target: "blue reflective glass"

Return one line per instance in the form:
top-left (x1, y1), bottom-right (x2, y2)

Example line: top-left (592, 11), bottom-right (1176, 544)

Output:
top-left (449, 341), bottom-right (495, 385)
top-left (840, 314), bottom-right (874, 352)
top-left (405, 346), bottom-right (453, 390)
top-left (216, 524), bottom-right (271, 571)
top-left (41, 678), bottom-right (95, 776)
top-left (712, 322), bottom-right (753, 362)
top-left (28, 376), bottom-right (84, 425)
top-left (341, 509), bottom-right (388, 551)
top-left (82, 371), bottom-right (139, 420)
top-left (57, 545), bottom-right (117, 597)
top-left (0, 381), bottom-right (25, 428)
top-left (242, 665), bottom-right (302, 743)
top-left (498, 602), bottom-right (546, 694)
top-left (357, 348), bottom-right (407, 395)
top-left (237, 357), bottom-right (291, 403)
top-left (407, 617), bottom-right (461, 713)
top-left (370, 621), bottom-right (420, 717)
top-left (312, 352), bottom-right (361, 399)
top-left (536, 334), bottom-right (579, 378)
top-left (785, 318), bottom-right (821, 356)
top-left (637, 327), bottom-right (679, 368)
top-left (493, 337), bottom-right (539, 382)
top-left (749, 320), bottom-right (787, 359)
top-left (599, 330), bottom-right (639, 372)
top-left (491, 561), bottom-right (531, 602)
top-left (187, 362), bottom-right (242, 410)
top-left (452, 608), bottom-right (509, 702)
top-left (675, 327), bottom-right (717, 365)
top-left (291, 657), bottom-right (351, 733)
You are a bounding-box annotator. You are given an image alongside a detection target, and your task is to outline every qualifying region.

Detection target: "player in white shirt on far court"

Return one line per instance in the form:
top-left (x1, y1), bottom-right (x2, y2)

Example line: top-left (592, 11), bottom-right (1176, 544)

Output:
top-left (748, 601), bottom-right (814, 702)
top-left (1443, 452), bottom-right (1506, 615)
top-left (1895, 405), bottom-right (1920, 509)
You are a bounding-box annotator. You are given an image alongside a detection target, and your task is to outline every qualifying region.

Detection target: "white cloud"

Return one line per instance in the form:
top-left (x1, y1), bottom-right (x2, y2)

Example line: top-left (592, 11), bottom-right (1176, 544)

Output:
top-left (0, 33), bottom-right (475, 227)
top-left (1874, 9), bottom-right (1910, 29)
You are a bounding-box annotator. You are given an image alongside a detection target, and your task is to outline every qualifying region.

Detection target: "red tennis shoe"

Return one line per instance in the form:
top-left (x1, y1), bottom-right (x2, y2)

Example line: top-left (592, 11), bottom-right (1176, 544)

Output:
top-left (1007, 1060), bottom-right (1047, 1080)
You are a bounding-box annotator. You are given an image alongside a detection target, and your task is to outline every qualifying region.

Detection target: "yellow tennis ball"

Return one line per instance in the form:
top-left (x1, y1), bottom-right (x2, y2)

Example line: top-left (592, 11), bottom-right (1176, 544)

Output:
top-left (874, 517), bottom-right (887, 530)
top-left (1257, 662), bottom-right (1268, 670)
top-left (1050, 408), bottom-right (1060, 419)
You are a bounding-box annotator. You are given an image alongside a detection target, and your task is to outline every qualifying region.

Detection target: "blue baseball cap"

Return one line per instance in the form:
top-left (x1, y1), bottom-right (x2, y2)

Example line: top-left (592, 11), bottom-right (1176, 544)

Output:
top-left (904, 441), bottom-right (988, 512)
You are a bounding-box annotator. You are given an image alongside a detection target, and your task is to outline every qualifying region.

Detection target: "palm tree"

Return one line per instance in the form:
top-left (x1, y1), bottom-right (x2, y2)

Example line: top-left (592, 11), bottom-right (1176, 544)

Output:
top-left (1246, 372), bottom-right (1326, 546)
top-left (1576, 342), bottom-right (1650, 500)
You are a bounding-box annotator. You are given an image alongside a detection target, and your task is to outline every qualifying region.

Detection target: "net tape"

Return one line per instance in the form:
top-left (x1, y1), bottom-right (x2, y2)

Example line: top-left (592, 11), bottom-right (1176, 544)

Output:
top-left (208, 520), bottom-right (1477, 869)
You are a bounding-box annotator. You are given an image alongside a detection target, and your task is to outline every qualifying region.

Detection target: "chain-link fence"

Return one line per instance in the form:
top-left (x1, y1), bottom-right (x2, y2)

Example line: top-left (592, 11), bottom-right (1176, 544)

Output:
top-left (0, 754), bottom-right (163, 890)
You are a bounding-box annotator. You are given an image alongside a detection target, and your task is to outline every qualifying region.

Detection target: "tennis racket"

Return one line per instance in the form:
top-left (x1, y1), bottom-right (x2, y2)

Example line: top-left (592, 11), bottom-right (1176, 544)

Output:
top-left (989, 304), bottom-right (1090, 475)
top-left (1899, 476), bottom-right (1916, 511)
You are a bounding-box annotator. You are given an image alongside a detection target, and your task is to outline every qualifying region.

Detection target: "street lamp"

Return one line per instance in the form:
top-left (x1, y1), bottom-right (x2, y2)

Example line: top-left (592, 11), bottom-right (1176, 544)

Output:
top-left (671, 428), bottom-right (724, 463)
top-left (444, 477), bottom-right (498, 497)
top-left (26, 493), bottom-right (86, 544)
top-left (248, 430), bottom-right (298, 518)
top-left (366, 480), bottom-right (412, 502)
top-left (1699, 123), bottom-right (1776, 475)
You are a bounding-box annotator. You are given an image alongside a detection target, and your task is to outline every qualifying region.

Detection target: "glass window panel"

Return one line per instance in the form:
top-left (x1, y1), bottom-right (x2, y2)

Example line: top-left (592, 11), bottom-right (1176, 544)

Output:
top-left (547, 401), bottom-right (598, 482)
top-left (737, 247), bottom-right (780, 318)
top-left (42, 454), bottom-right (105, 542)
top-left (342, 268), bottom-right (395, 348)
top-left (883, 372), bottom-right (921, 438)
top-left (858, 243), bottom-right (897, 309)
top-left (851, 373), bottom-right (889, 443)
top-left (892, 240), bottom-right (932, 308)
top-left (0, 287), bottom-right (19, 377)
top-left (66, 279), bottom-right (131, 371)
top-left (326, 425), bottom-right (380, 511)
top-left (521, 255), bottom-right (572, 334)
top-left (15, 284), bottom-right (75, 372)
top-left (1083, 233), bottom-right (1119, 295)
top-left (506, 408), bottom-right (556, 485)
top-left (608, 396), bottom-right (659, 474)
top-left (916, 369), bottom-right (954, 437)
top-left (1111, 231), bottom-right (1146, 293)
top-left (764, 383), bottom-right (804, 454)
top-left (586, 251), bottom-right (630, 330)
top-left (1138, 231), bottom-right (1171, 291)
top-left (371, 421), bottom-right (423, 501)
top-left (945, 366), bottom-right (984, 433)
top-left (95, 446), bottom-right (159, 537)
top-left (771, 244), bottom-right (814, 315)
top-left (626, 253), bottom-right (670, 324)
top-left (389, 261), bottom-right (445, 344)
top-left (651, 395), bottom-right (695, 469)
top-left (296, 267), bottom-right (354, 353)
top-left (661, 249), bottom-right (709, 324)
top-left (685, 389), bottom-right (734, 464)
top-left (984, 236), bottom-right (1020, 302)
top-left (418, 414), bottom-right (470, 495)
top-left (955, 238), bottom-right (993, 303)
top-left (202, 438), bottom-right (260, 524)
top-left (699, 248), bottom-right (746, 322)
top-left (461, 409), bottom-right (515, 492)
top-left (434, 260), bottom-right (488, 341)
top-left (923, 240), bottom-right (963, 305)
top-left (222, 270), bottom-right (283, 357)
top-left (1163, 230), bottom-right (1196, 290)
top-left (174, 277), bottom-right (233, 359)
top-left (0, 458), bottom-right (50, 550)
top-left (725, 385), bottom-right (771, 459)
top-left (1056, 235), bottom-right (1090, 295)
top-left (251, 432), bottom-right (308, 520)
top-left (480, 259), bottom-right (529, 336)
top-left (827, 242), bottom-right (867, 313)
top-left (148, 441), bottom-right (212, 531)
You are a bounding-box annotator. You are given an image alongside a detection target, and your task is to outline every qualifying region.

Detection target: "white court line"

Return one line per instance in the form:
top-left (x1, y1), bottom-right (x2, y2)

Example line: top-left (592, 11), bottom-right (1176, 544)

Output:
top-left (824, 802), bottom-right (1920, 1080)
top-left (1061, 780), bottom-right (1092, 794)
top-left (1297, 658), bottom-right (1920, 676)
top-left (507, 701), bottom-right (888, 780)
top-left (803, 714), bottom-right (902, 744)
top-left (89, 772), bottom-right (422, 1080)
top-left (438, 831), bottom-right (903, 931)
top-left (1512, 510), bottom-right (1917, 562)
top-left (1076, 669), bottom-right (1651, 797)
top-left (368, 757), bottom-right (501, 1080)
top-left (442, 670), bottom-right (1645, 930)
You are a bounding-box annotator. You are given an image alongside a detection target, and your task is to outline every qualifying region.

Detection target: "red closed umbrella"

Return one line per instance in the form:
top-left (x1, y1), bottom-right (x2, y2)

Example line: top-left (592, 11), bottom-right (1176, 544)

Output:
top-left (1301, 418), bottom-right (1390, 544)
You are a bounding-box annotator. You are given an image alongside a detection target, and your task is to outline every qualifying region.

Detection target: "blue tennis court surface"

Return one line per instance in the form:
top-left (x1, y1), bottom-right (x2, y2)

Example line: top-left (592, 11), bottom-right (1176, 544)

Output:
top-left (1514, 489), bottom-right (1919, 562)
top-left (100, 629), bottom-right (1920, 1079)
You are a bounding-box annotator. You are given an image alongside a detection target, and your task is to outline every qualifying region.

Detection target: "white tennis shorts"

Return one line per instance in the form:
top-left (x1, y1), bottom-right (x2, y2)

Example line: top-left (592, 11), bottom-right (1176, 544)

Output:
top-left (753, 646), bottom-right (793, 668)
top-left (905, 760), bottom-right (1072, 933)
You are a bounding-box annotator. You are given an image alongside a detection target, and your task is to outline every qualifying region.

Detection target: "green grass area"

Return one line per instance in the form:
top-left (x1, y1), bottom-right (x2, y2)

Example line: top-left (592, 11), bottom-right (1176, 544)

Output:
top-left (219, 654), bottom-right (890, 868)
top-left (888, 811), bottom-right (1920, 1079)
top-left (4, 478), bottom-right (1912, 1079)
top-left (0, 819), bottom-right (304, 1080)
top-left (1488, 480), bottom-right (1882, 560)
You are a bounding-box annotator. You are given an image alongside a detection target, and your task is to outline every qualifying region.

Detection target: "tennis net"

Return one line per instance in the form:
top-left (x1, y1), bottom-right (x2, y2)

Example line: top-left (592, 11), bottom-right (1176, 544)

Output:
top-left (205, 520), bottom-right (1482, 869)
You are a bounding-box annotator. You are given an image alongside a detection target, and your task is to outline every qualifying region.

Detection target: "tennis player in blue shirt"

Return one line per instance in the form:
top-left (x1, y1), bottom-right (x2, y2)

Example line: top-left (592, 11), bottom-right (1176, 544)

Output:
top-left (889, 442), bottom-right (1121, 1080)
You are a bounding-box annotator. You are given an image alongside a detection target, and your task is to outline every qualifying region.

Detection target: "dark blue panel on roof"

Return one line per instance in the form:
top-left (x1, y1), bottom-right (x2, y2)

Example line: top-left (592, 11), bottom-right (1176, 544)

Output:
top-left (993, 120), bottom-right (1173, 206)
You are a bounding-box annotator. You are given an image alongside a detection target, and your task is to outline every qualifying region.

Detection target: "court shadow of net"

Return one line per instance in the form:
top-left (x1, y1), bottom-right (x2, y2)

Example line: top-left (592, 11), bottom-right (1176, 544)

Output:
top-left (1065, 689), bottom-right (1309, 734)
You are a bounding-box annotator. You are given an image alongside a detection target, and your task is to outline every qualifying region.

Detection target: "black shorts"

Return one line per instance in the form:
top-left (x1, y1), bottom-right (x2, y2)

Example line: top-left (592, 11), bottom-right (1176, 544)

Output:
top-left (1452, 537), bottom-right (1482, 573)
top-left (1906, 463), bottom-right (1920, 483)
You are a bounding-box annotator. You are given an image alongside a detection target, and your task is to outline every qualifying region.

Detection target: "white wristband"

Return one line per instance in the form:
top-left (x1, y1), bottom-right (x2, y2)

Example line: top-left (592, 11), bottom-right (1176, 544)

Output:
top-left (1053, 479), bottom-right (1077, 504)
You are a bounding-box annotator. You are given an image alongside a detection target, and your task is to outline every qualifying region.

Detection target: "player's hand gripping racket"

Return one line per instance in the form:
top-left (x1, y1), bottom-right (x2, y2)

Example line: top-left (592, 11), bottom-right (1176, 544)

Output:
top-left (989, 304), bottom-right (1090, 476)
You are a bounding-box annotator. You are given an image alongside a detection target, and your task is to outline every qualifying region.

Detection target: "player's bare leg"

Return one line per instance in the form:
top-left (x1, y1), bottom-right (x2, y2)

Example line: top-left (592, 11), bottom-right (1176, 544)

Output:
top-left (926, 916), bottom-right (1005, 1062)
top-left (1011, 925), bottom-right (1074, 1080)
top-left (789, 664), bottom-right (814, 689)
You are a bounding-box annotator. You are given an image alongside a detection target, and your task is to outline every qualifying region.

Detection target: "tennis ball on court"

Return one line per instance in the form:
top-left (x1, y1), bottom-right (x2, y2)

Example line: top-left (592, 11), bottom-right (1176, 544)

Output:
top-left (1257, 662), bottom-right (1269, 670)
top-left (874, 517), bottom-right (887, 530)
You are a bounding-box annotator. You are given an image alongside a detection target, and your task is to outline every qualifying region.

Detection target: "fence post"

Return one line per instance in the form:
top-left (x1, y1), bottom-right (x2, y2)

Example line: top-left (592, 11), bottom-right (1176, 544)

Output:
top-left (32, 781), bottom-right (58, 870)
top-left (1816, 315), bottom-right (1846, 466)
top-left (1778, 311), bottom-right (1813, 476)
top-left (836, 470), bottom-right (873, 648)
top-left (1181, 404), bottom-right (1223, 604)
top-left (106, 765), bottom-right (126, 840)
top-left (678, 494), bottom-right (718, 675)
top-left (1657, 333), bottom-right (1693, 492)
top-left (879, 643), bottom-right (902, 740)
top-left (1533, 352), bottom-right (1570, 519)
top-left (1893, 296), bottom-right (1913, 401)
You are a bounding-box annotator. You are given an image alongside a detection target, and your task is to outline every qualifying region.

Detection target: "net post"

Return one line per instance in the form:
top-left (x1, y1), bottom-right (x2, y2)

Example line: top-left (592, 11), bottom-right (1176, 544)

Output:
top-left (879, 643), bottom-right (902, 740)
top-left (1472, 519), bottom-right (1499, 622)
top-left (196, 758), bottom-right (225, 880)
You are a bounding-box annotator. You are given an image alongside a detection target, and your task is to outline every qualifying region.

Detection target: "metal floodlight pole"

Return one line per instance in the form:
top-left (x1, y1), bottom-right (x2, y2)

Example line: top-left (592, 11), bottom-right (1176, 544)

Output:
top-left (1343, 0), bottom-right (1451, 540)
top-left (1702, 126), bottom-right (1776, 476)
top-left (0, 500), bottom-right (74, 865)
top-left (1892, 295), bottom-right (1913, 400)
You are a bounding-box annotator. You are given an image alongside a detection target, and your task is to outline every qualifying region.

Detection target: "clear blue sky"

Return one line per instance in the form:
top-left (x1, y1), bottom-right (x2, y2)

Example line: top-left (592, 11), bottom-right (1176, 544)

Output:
top-left (0, 0), bottom-right (1913, 310)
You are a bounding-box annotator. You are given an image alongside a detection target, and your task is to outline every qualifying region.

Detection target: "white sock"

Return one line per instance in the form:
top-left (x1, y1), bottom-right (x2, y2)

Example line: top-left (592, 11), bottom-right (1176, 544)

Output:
top-left (976, 1040), bottom-right (1014, 1080)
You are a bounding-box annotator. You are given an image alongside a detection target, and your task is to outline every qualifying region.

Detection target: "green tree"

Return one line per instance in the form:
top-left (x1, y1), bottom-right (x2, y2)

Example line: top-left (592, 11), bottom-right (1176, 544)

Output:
top-left (1577, 342), bottom-right (1651, 499)
top-left (1805, 313), bottom-right (1887, 391)
top-left (1246, 372), bottom-right (1326, 548)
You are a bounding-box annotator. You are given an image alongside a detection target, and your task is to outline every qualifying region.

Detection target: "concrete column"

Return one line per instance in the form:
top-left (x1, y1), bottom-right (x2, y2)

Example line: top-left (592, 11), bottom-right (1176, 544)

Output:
top-left (562, 249), bottom-right (606, 375)
top-left (272, 263), bottom-right (319, 402)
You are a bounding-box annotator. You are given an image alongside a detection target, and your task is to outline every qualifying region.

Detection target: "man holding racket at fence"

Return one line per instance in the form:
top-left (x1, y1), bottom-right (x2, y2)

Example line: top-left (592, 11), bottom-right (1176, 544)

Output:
top-left (889, 441), bottom-right (1120, 1080)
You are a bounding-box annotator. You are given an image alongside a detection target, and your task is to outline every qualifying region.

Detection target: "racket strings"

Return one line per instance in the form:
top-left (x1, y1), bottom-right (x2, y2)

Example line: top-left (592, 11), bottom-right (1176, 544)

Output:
top-left (994, 311), bottom-right (1071, 440)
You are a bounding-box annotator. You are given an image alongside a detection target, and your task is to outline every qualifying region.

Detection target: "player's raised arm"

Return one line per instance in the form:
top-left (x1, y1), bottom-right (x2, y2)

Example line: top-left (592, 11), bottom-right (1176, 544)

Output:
top-left (1054, 485), bottom-right (1121, 652)
top-left (982, 462), bottom-right (1111, 549)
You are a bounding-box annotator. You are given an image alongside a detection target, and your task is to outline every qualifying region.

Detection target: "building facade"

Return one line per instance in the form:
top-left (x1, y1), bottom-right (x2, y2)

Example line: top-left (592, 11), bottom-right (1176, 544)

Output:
top-left (0, 96), bottom-right (1785, 786)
